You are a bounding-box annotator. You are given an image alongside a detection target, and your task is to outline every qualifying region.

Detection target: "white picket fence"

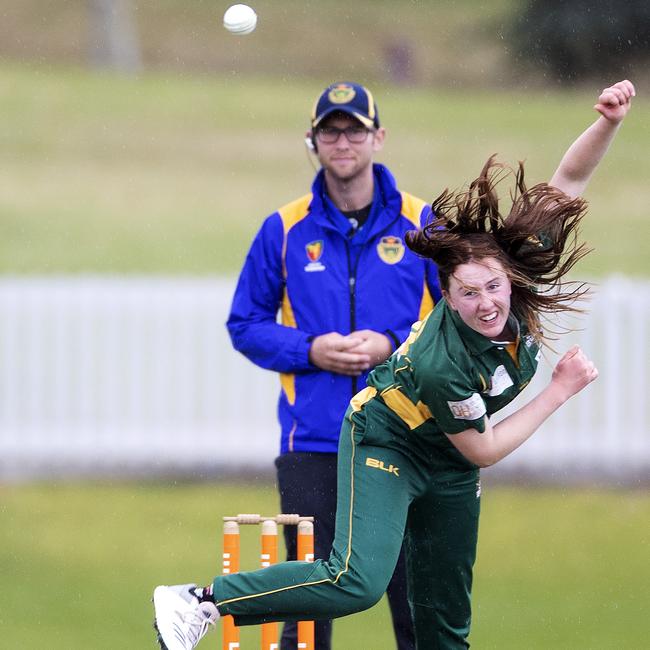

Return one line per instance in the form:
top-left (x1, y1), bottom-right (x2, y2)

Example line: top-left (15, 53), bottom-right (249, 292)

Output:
top-left (0, 276), bottom-right (648, 481)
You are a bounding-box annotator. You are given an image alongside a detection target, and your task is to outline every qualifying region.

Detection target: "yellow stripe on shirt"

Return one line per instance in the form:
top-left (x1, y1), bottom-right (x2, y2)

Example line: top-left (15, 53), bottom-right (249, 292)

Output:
top-left (350, 386), bottom-right (378, 412)
top-left (380, 387), bottom-right (433, 430)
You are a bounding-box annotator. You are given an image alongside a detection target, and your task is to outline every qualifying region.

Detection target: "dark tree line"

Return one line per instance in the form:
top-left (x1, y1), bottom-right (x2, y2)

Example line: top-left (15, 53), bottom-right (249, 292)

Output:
top-left (511, 0), bottom-right (650, 82)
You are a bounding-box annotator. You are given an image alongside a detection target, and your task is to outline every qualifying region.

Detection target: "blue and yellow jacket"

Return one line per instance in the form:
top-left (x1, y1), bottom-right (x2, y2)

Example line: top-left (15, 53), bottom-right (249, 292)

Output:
top-left (227, 164), bottom-right (441, 454)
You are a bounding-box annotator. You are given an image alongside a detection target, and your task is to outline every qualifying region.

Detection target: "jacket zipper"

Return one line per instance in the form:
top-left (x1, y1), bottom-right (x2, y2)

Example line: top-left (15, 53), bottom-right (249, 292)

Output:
top-left (346, 242), bottom-right (362, 398)
top-left (344, 205), bottom-right (400, 398)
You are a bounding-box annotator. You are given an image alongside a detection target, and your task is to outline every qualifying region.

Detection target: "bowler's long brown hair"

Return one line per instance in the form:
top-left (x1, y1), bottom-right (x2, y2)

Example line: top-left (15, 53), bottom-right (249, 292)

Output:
top-left (406, 155), bottom-right (591, 342)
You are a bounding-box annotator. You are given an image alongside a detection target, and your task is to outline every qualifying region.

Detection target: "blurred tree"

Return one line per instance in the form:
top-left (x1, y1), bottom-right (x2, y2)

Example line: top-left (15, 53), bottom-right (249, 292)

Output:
top-left (511, 0), bottom-right (650, 82)
top-left (384, 40), bottom-right (416, 85)
top-left (88, 0), bottom-right (141, 73)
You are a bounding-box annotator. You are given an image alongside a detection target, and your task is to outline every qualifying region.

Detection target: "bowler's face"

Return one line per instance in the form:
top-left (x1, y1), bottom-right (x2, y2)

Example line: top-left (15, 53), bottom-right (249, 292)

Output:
top-left (444, 257), bottom-right (513, 340)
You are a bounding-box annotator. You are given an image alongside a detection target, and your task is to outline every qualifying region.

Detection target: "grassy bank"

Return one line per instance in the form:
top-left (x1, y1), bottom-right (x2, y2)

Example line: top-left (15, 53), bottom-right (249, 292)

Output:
top-left (1, 63), bottom-right (648, 276)
top-left (1, 0), bottom-right (517, 86)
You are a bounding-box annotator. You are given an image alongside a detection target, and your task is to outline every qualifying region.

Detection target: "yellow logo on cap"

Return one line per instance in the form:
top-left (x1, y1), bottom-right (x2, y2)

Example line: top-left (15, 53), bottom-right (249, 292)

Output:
top-left (377, 236), bottom-right (405, 265)
top-left (328, 84), bottom-right (356, 105)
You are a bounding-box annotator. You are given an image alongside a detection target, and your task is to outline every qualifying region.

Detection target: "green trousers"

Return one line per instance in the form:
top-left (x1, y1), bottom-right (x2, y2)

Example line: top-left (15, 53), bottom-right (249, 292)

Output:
top-left (213, 407), bottom-right (481, 649)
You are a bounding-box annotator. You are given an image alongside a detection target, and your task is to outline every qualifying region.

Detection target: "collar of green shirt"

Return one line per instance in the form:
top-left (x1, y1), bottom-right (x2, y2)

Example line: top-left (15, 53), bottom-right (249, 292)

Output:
top-left (444, 301), bottom-right (521, 356)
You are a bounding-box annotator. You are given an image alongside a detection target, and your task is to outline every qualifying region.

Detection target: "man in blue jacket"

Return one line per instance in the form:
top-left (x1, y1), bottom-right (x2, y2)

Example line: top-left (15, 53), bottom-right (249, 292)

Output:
top-left (227, 81), bottom-right (441, 650)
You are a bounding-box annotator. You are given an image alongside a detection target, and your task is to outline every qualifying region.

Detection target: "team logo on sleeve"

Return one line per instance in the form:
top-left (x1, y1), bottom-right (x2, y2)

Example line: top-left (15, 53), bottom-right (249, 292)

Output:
top-left (447, 393), bottom-right (486, 420)
top-left (377, 236), bottom-right (405, 265)
top-left (486, 365), bottom-right (514, 396)
top-left (304, 240), bottom-right (325, 272)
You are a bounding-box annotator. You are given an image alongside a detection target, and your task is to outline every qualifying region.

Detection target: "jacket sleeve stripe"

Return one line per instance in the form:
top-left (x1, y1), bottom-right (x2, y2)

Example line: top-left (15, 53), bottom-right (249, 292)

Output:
top-left (399, 191), bottom-right (427, 227)
top-left (276, 194), bottom-right (312, 407)
top-left (401, 192), bottom-right (436, 318)
top-left (278, 194), bottom-right (313, 280)
top-left (419, 286), bottom-right (434, 320)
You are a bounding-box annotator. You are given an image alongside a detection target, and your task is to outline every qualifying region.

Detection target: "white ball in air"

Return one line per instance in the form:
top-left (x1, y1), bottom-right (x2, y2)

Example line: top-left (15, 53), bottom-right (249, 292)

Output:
top-left (223, 4), bottom-right (257, 35)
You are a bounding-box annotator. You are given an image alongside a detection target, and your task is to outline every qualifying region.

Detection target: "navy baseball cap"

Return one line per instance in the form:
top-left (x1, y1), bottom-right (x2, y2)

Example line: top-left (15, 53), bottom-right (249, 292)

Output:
top-left (310, 82), bottom-right (380, 130)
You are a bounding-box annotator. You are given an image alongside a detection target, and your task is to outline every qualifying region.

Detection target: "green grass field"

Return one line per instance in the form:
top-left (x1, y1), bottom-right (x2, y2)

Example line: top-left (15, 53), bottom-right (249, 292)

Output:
top-left (1, 481), bottom-right (648, 649)
top-left (1, 62), bottom-right (649, 276)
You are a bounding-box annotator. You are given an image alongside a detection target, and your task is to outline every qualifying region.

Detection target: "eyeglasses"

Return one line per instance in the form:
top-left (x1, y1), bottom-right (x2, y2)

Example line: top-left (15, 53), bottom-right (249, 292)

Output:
top-left (314, 125), bottom-right (373, 144)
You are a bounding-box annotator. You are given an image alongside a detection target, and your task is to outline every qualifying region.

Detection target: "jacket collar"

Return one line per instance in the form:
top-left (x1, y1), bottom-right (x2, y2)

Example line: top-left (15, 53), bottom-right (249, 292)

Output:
top-left (309, 164), bottom-right (403, 239)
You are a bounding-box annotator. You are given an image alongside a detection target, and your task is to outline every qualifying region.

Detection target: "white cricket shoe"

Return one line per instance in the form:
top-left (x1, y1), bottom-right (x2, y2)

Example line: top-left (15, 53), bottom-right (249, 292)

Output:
top-left (153, 584), bottom-right (219, 650)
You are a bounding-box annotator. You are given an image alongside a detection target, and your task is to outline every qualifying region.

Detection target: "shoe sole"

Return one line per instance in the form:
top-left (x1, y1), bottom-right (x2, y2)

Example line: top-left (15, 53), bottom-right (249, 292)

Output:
top-left (152, 596), bottom-right (170, 650)
top-left (153, 620), bottom-right (170, 650)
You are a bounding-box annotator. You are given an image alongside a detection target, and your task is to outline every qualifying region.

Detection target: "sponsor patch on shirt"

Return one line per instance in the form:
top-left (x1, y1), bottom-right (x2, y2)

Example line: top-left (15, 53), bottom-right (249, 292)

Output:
top-left (447, 393), bottom-right (486, 421)
top-left (486, 365), bottom-right (514, 396)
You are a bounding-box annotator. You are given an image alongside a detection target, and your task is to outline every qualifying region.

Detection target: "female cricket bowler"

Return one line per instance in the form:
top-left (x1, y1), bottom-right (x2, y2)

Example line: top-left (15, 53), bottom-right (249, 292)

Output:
top-left (152, 79), bottom-right (635, 650)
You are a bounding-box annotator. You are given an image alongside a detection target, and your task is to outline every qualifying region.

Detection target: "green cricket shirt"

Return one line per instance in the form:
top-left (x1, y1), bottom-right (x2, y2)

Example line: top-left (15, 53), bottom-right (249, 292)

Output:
top-left (354, 299), bottom-right (541, 471)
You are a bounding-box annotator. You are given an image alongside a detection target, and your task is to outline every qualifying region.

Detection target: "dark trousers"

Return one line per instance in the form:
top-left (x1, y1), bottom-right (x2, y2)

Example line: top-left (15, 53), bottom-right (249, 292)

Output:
top-left (275, 452), bottom-right (415, 650)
